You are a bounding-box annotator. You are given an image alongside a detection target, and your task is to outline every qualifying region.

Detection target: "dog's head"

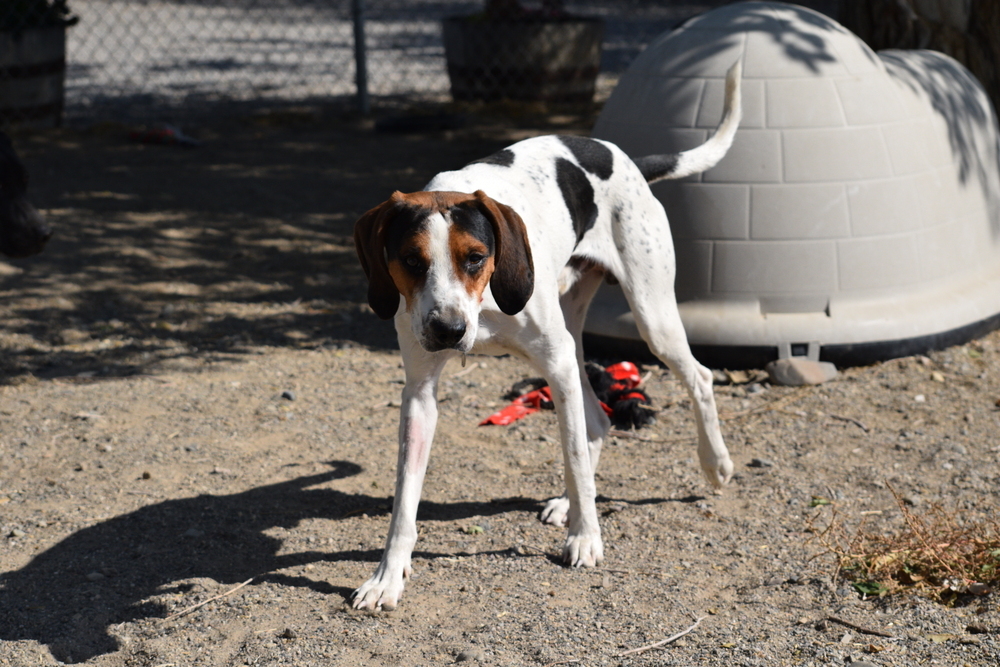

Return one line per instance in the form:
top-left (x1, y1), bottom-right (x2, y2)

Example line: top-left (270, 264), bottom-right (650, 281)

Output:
top-left (0, 132), bottom-right (51, 259)
top-left (354, 190), bottom-right (533, 352)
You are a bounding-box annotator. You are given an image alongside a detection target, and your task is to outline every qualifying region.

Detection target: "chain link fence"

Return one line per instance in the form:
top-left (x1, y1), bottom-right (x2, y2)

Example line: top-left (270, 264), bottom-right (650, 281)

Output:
top-left (1, 1), bottom-right (735, 125)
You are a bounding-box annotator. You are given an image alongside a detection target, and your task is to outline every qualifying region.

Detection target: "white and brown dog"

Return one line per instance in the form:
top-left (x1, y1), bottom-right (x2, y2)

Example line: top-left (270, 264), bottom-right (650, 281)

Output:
top-left (352, 62), bottom-right (742, 610)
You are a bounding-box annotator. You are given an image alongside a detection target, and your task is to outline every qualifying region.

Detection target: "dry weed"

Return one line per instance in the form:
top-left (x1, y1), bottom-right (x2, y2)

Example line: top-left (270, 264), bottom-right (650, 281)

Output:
top-left (809, 483), bottom-right (1000, 602)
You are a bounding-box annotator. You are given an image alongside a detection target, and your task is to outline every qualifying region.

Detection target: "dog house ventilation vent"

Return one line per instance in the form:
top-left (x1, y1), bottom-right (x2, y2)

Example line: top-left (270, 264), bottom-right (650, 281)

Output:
top-left (586, 1), bottom-right (1000, 367)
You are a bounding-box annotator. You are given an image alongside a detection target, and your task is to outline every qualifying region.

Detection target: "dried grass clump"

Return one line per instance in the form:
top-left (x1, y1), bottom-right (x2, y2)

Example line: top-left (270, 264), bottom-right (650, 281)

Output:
top-left (810, 484), bottom-right (1000, 602)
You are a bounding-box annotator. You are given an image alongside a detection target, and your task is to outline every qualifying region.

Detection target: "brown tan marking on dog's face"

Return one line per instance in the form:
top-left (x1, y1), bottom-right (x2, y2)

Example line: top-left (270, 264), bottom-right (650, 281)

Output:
top-left (381, 191), bottom-right (495, 313)
top-left (446, 199), bottom-right (498, 304)
top-left (355, 189), bottom-right (533, 352)
top-left (449, 229), bottom-right (495, 303)
top-left (386, 225), bottom-right (432, 312)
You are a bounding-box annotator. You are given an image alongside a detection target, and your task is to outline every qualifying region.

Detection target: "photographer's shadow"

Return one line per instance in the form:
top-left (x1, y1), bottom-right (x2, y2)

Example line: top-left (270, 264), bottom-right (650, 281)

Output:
top-left (0, 460), bottom-right (529, 664)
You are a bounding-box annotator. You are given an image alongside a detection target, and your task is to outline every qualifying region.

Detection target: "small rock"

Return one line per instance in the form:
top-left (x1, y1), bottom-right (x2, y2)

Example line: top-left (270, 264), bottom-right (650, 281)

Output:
top-left (141, 471), bottom-right (152, 480)
top-left (9, 528), bottom-right (26, 538)
top-left (725, 369), bottom-right (750, 385)
top-left (748, 457), bottom-right (775, 468)
top-left (456, 648), bottom-right (484, 663)
top-left (183, 528), bottom-right (204, 538)
top-left (968, 582), bottom-right (991, 595)
top-left (281, 390), bottom-right (296, 401)
top-left (847, 662), bottom-right (878, 667)
top-left (764, 575), bottom-right (785, 586)
top-left (966, 623), bottom-right (990, 634)
top-left (86, 571), bottom-right (105, 581)
top-left (279, 628), bottom-right (297, 639)
top-left (931, 371), bottom-right (945, 382)
top-left (765, 358), bottom-right (838, 386)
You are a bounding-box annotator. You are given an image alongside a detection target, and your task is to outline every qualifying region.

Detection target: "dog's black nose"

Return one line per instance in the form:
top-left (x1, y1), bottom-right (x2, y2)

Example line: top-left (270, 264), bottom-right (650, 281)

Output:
top-left (427, 316), bottom-right (467, 349)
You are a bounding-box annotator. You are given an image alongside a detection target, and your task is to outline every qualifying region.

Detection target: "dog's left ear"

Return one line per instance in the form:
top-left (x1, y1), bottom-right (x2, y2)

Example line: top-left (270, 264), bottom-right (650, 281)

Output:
top-left (474, 190), bottom-right (534, 315)
top-left (354, 194), bottom-right (403, 320)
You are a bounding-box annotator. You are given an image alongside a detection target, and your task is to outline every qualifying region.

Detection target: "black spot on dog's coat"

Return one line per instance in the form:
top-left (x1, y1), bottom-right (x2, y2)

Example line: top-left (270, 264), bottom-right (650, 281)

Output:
top-left (450, 204), bottom-right (496, 254)
top-left (633, 153), bottom-right (681, 183)
top-left (556, 158), bottom-right (598, 241)
top-left (558, 136), bottom-right (613, 180)
top-left (470, 149), bottom-right (515, 168)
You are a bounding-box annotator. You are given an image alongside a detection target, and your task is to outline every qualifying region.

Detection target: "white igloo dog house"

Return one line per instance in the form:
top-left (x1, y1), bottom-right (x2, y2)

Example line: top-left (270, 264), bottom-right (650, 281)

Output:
top-left (586, 1), bottom-right (1000, 368)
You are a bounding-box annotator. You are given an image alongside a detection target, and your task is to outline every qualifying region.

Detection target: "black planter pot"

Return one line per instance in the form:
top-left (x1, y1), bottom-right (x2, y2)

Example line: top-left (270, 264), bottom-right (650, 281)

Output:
top-left (442, 15), bottom-right (603, 103)
top-left (0, 25), bottom-right (66, 128)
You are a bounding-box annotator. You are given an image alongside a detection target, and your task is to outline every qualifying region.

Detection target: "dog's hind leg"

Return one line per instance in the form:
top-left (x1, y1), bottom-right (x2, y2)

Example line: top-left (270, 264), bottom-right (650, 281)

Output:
top-left (615, 240), bottom-right (733, 489)
top-left (540, 266), bottom-right (610, 527)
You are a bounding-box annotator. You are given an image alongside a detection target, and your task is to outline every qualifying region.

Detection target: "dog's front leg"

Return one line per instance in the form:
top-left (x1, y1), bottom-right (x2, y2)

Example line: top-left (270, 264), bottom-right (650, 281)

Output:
top-left (352, 342), bottom-right (449, 611)
top-left (532, 337), bottom-right (604, 568)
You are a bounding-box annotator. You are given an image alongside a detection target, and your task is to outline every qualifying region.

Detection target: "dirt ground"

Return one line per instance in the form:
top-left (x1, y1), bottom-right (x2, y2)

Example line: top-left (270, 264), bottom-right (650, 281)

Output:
top-left (1, 105), bottom-right (999, 667)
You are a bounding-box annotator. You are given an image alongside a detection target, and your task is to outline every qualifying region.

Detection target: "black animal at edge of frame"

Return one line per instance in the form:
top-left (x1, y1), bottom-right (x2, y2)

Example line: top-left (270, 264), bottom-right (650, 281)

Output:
top-left (0, 130), bottom-right (51, 259)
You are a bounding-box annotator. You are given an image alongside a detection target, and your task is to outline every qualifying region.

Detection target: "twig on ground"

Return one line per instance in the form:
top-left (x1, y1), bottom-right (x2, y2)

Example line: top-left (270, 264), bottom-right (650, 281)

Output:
top-left (829, 413), bottom-right (870, 432)
top-left (719, 389), bottom-right (808, 421)
top-left (609, 429), bottom-right (661, 442)
top-left (164, 577), bottom-right (254, 621)
top-left (617, 616), bottom-right (706, 656)
top-left (451, 361), bottom-right (482, 378)
top-left (825, 615), bottom-right (893, 638)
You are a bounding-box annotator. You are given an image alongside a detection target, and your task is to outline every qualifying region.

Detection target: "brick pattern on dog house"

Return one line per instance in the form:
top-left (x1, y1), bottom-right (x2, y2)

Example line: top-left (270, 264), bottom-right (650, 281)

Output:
top-left (587, 1), bottom-right (1000, 367)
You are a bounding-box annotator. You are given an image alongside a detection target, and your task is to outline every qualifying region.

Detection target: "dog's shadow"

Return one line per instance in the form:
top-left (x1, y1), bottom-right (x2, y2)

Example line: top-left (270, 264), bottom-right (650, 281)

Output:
top-left (0, 460), bottom-right (541, 664)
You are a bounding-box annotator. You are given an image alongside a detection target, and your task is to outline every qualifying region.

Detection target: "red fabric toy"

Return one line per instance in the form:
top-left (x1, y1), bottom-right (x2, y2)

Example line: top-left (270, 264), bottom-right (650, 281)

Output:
top-left (480, 361), bottom-right (655, 429)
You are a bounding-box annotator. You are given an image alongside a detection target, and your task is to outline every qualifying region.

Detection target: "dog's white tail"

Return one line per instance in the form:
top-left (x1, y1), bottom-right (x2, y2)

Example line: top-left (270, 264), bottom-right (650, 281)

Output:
top-left (633, 60), bottom-right (743, 183)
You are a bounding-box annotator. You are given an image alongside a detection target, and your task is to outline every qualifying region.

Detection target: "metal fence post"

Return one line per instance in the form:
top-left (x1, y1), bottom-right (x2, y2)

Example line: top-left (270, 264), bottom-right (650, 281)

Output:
top-left (352, 0), bottom-right (370, 115)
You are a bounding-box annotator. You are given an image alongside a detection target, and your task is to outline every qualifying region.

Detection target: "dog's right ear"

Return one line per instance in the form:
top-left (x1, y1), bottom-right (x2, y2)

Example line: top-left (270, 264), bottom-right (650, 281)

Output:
top-left (354, 194), bottom-right (403, 320)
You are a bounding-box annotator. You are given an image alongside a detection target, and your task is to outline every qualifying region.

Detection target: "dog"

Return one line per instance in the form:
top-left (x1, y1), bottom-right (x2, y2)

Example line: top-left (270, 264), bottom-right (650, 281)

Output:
top-left (351, 62), bottom-right (742, 611)
top-left (0, 131), bottom-right (51, 258)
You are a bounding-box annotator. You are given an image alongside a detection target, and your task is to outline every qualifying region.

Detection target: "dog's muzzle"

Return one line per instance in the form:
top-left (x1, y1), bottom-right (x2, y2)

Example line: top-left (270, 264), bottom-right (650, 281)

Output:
top-left (424, 311), bottom-right (468, 351)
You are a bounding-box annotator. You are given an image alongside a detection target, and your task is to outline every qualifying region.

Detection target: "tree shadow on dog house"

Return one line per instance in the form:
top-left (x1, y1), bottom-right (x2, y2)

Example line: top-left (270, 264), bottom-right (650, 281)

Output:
top-left (585, 1), bottom-right (1000, 369)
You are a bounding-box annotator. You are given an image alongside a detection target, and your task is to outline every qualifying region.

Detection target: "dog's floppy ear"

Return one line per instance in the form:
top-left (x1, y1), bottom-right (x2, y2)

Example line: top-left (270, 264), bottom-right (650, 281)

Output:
top-left (354, 194), bottom-right (403, 320)
top-left (474, 190), bottom-right (534, 315)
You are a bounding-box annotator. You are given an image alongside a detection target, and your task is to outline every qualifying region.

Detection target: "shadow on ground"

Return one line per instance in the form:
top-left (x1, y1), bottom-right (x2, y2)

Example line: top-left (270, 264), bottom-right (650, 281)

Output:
top-left (0, 460), bottom-right (547, 664)
top-left (1, 109), bottom-right (572, 382)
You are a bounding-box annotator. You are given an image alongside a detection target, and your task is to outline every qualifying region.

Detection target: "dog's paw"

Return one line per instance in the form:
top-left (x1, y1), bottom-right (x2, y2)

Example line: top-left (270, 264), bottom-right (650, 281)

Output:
top-left (351, 563), bottom-right (410, 611)
top-left (562, 531), bottom-right (604, 568)
top-left (540, 495), bottom-right (570, 526)
top-left (698, 447), bottom-right (734, 489)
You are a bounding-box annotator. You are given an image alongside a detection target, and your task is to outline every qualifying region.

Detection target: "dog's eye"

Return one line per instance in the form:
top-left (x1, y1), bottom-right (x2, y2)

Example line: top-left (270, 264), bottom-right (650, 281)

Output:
top-left (467, 253), bottom-right (485, 267)
top-left (403, 255), bottom-right (426, 273)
